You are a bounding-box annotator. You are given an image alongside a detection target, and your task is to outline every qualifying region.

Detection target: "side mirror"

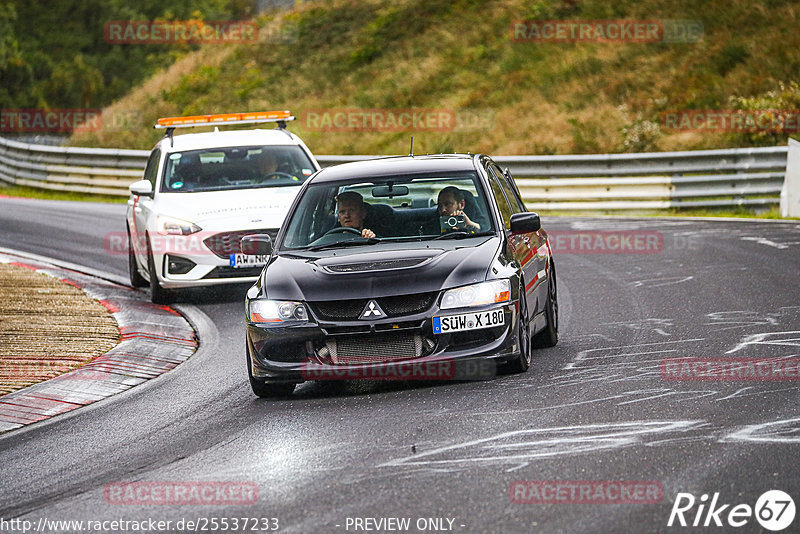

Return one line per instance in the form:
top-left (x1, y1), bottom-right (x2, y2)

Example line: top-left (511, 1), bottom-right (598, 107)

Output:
top-left (510, 212), bottom-right (541, 234)
top-left (241, 234), bottom-right (273, 256)
top-left (129, 179), bottom-right (153, 197)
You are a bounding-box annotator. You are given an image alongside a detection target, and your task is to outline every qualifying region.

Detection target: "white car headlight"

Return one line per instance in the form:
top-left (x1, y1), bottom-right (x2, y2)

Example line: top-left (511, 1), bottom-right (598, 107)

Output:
top-left (440, 280), bottom-right (510, 309)
top-left (156, 215), bottom-right (202, 236)
top-left (248, 299), bottom-right (308, 323)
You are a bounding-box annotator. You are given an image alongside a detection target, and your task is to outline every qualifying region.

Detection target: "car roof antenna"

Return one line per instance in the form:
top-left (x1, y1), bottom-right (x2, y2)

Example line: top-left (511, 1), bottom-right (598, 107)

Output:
top-left (409, 136), bottom-right (414, 157)
top-left (165, 127), bottom-right (175, 147)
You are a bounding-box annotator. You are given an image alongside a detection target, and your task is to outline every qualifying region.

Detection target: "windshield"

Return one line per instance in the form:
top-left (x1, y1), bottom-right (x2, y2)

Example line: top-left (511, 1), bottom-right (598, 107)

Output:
top-left (280, 172), bottom-right (495, 250)
top-left (160, 145), bottom-right (315, 193)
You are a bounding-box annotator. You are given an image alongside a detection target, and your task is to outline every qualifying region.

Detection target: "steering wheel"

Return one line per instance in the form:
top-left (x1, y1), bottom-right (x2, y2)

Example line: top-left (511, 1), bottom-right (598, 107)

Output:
top-left (257, 171), bottom-right (295, 183)
top-left (323, 226), bottom-right (362, 236)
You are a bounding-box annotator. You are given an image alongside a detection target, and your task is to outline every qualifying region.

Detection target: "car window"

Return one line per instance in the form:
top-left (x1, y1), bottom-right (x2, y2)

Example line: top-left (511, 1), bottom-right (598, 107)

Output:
top-left (488, 172), bottom-right (514, 230)
top-left (159, 145), bottom-right (315, 193)
top-left (490, 163), bottom-right (526, 213)
top-left (143, 148), bottom-right (161, 189)
top-left (281, 172), bottom-right (495, 250)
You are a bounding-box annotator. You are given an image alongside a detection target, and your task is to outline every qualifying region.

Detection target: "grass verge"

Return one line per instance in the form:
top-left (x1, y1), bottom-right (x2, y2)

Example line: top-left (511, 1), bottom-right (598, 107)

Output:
top-left (0, 184), bottom-right (127, 204)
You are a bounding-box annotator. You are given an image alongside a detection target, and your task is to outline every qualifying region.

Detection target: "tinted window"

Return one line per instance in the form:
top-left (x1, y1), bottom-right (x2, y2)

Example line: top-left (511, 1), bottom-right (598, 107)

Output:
top-left (491, 163), bottom-right (526, 213)
top-left (143, 148), bottom-right (160, 188)
top-left (160, 145), bottom-right (315, 193)
top-left (488, 173), bottom-right (514, 230)
top-left (281, 172), bottom-right (494, 250)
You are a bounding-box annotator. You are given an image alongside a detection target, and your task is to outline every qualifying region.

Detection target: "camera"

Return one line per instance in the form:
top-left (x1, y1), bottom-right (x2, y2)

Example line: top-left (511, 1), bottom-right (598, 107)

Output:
top-left (439, 214), bottom-right (465, 233)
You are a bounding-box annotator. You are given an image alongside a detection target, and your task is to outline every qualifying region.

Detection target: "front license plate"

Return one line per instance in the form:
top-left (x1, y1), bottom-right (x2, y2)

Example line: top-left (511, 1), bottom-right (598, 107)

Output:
top-left (230, 253), bottom-right (269, 268)
top-left (432, 309), bottom-right (505, 334)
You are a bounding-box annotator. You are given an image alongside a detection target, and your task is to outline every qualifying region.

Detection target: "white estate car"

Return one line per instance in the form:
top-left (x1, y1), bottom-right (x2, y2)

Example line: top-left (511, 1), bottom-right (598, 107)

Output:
top-left (126, 111), bottom-right (320, 303)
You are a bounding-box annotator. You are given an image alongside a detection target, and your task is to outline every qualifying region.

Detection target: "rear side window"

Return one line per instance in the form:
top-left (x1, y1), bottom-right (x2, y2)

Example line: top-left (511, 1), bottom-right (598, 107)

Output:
top-left (488, 174), bottom-right (514, 230)
top-left (490, 163), bottom-right (526, 213)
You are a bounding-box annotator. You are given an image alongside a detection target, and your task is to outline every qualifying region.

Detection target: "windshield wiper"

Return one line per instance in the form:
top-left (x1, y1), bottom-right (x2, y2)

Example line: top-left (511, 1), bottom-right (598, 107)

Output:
top-left (306, 237), bottom-right (381, 252)
top-left (432, 231), bottom-right (494, 240)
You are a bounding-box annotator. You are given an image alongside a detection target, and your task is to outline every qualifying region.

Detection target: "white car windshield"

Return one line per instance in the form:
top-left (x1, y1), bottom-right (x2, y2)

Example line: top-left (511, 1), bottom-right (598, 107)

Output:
top-left (281, 172), bottom-right (495, 250)
top-left (160, 145), bottom-right (315, 193)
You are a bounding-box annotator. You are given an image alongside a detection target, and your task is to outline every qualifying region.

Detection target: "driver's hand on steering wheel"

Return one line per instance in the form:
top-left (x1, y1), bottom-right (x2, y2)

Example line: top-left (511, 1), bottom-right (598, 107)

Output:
top-left (361, 228), bottom-right (376, 238)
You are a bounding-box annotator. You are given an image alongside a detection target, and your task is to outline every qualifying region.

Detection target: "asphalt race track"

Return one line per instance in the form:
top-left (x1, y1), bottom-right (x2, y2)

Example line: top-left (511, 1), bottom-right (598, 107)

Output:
top-left (1, 196), bottom-right (800, 533)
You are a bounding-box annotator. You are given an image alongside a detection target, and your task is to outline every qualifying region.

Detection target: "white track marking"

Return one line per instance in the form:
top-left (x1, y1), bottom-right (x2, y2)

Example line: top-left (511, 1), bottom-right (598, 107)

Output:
top-left (726, 331), bottom-right (800, 354)
top-left (563, 338), bottom-right (704, 370)
top-left (723, 417), bottom-right (800, 443)
top-left (378, 421), bottom-right (702, 468)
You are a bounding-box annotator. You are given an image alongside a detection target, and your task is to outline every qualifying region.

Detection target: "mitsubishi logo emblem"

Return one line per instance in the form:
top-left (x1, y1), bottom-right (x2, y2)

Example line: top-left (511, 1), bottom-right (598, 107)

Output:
top-left (360, 300), bottom-right (385, 319)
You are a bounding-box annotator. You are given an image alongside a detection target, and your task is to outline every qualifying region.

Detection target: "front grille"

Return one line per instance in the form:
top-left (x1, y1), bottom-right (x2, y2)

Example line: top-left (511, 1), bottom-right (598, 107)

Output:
top-left (202, 266), bottom-right (263, 279)
top-left (380, 293), bottom-right (437, 316)
top-left (312, 299), bottom-right (368, 320)
top-left (324, 332), bottom-right (424, 364)
top-left (309, 291), bottom-right (438, 320)
top-left (326, 258), bottom-right (427, 272)
top-left (203, 228), bottom-right (278, 259)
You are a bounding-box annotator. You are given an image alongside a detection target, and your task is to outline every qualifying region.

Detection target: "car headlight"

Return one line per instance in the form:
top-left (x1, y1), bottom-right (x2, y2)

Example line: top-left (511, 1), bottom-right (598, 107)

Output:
top-left (440, 280), bottom-right (510, 309)
top-left (247, 299), bottom-right (308, 323)
top-left (156, 215), bottom-right (202, 235)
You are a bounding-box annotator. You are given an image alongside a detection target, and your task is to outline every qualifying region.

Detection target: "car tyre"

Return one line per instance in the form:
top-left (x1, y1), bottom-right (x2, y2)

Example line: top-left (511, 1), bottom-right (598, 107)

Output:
top-left (505, 286), bottom-right (531, 374)
top-left (127, 228), bottom-right (148, 288)
top-left (146, 238), bottom-right (171, 304)
top-left (532, 260), bottom-right (558, 348)
top-left (247, 341), bottom-right (295, 398)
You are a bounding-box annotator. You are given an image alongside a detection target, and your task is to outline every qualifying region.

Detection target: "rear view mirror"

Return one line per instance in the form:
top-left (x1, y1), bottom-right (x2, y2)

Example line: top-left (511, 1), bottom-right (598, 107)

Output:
top-left (241, 234), bottom-right (273, 256)
top-left (372, 185), bottom-right (409, 198)
top-left (510, 212), bottom-right (541, 234)
top-left (129, 179), bottom-right (153, 197)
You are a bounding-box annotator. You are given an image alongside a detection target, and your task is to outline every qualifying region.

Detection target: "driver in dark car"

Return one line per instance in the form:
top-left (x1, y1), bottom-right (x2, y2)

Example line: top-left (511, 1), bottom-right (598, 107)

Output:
top-left (336, 191), bottom-right (376, 238)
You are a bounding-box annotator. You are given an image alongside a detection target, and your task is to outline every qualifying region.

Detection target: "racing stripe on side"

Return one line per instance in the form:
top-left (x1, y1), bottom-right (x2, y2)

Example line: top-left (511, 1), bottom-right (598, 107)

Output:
top-left (519, 249), bottom-right (534, 268)
top-left (525, 268), bottom-right (548, 293)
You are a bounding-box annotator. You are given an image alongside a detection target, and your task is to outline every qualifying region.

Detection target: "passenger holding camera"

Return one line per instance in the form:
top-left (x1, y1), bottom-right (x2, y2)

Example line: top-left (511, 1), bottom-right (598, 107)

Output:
top-left (437, 186), bottom-right (481, 232)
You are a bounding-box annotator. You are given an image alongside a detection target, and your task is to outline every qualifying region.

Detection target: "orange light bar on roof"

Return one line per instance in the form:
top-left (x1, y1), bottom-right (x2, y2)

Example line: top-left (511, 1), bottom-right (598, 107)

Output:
top-left (154, 110), bottom-right (293, 129)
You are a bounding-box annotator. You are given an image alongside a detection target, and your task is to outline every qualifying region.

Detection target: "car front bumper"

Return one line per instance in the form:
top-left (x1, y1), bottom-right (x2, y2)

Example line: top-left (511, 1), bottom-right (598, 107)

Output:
top-left (246, 301), bottom-right (522, 384)
top-left (148, 228), bottom-right (275, 288)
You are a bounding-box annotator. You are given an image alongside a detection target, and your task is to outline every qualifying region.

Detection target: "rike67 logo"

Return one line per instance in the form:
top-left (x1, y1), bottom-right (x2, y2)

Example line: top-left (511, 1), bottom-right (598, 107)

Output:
top-left (668, 490), bottom-right (795, 531)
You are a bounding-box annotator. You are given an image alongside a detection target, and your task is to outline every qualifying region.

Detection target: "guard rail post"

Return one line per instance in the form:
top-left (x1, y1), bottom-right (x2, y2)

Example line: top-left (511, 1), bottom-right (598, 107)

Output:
top-left (781, 138), bottom-right (800, 217)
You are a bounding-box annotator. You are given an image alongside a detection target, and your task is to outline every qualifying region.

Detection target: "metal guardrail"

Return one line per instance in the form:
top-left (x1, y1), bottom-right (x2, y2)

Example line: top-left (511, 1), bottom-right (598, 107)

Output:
top-left (0, 136), bottom-right (148, 196)
top-left (0, 135), bottom-right (788, 210)
top-left (319, 148), bottom-right (788, 210)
